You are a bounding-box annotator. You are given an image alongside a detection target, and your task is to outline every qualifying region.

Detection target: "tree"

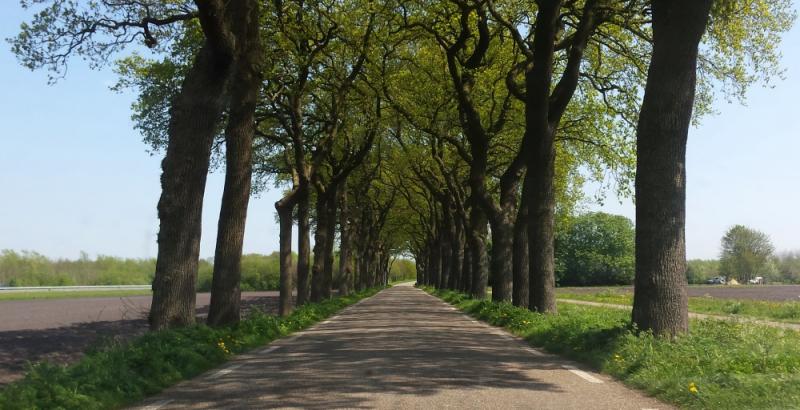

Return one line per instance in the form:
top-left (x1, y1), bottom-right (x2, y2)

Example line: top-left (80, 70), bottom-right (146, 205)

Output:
top-left (631, 0), bottom-right (713, 337)
top-left (719, 225), bottom-right (775, 283)
top-left (555, 212), bottom-right (634, 286)
top-left (206, 0), bottom-right (263, 326)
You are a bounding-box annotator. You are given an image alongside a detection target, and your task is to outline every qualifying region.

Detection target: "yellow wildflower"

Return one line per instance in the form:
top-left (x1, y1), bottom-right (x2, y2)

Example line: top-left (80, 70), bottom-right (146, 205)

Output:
top-left (688, 382), bottom-right (698, 394)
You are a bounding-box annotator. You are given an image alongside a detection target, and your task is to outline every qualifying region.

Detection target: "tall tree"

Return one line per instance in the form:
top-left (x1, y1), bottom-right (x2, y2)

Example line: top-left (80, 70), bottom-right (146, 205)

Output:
top-left (207, 0), bottom-right (263, 326)
top-left (631, 0), bottom-right (713, 337)
top-left (719, 225), bottom-right (775, 283)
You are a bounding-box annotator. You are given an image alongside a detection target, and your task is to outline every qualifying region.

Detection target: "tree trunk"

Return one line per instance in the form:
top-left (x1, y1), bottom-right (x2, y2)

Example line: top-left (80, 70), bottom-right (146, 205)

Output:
top-left (524, 1), bottom-right (560, 314)
top-left (513, 183), bottom-right (529, 308)
top-left (275, 197), bottom-right (296, 316)
top-left (449, 217), bottom-right (464, 290)
top-left (461, 239), bottom-right (473, 293)
top-left (632, 0), bottom-right (712, 337)
top-left (322, 191), bottom-right (339, 299)
top-left (439, 206), bottom-right (454, 289)
top-left (490, 210), bottom-right (514, 302)
top-left (149, 42), bottom-right (233, 330)
top-left (338, 190), bottom-right (353, 296)
top-left (296, 186), bottom-right (311, 305)
top-left (207, 1), bottom-right (261, 326)
top-left (469, 204), bottom-right (489, 298)
top-left (311, 191), bottom-right (330, 302)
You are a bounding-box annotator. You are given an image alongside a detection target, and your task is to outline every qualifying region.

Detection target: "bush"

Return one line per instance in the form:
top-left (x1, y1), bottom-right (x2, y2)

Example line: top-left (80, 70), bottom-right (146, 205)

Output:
top-left (555, 212), bottom-right (634, 286)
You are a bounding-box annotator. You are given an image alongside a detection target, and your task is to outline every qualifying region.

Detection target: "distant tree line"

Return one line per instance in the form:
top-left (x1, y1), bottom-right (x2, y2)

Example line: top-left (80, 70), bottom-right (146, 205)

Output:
top-left (0, 250), bottom-right (416, 290)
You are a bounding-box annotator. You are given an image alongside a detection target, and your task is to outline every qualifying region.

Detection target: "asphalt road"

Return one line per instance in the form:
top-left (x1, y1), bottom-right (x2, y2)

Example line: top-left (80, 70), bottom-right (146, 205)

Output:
top-left (133, 284), bottom-right (668, 410)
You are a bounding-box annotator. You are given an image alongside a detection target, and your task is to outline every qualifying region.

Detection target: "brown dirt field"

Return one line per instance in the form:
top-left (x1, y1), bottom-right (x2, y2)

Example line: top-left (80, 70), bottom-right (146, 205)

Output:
top-left (0, 292), bottom-right (280, 386)
top-left (557, 285), bottom-right (800, 301)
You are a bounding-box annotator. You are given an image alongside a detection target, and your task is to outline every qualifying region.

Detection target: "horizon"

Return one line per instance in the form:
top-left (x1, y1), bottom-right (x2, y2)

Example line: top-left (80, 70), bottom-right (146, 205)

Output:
top-left (1, 3), bottom-right (799, 261)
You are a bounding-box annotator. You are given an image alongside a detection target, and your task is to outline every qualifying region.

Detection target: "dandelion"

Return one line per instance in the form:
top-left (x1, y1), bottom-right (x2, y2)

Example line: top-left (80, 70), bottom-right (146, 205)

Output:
top-left (217, 340), bottom-right (231, 354)
top-left (688, 382), bottom-right (698, 394)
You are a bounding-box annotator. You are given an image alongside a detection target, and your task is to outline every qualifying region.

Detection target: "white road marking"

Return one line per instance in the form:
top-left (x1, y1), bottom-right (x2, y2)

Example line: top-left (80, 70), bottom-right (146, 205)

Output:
top-left (525, 347), bottom-right (545, 357)
top-left (139, 399), bottom-right (173, 410)
top-left (212, 363), bottom-right (243, 378)
top-left (562, 365), bottom-right (604, 384)
top-left (259, 346), bottom-right (279, 354)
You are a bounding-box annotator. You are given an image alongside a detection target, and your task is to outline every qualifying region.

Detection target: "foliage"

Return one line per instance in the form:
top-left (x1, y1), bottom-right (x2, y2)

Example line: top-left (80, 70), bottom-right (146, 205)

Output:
top-left (0, 287), bottom-right (382, 410)
top-left (427, 287), bottom-right (800, 410)
top-left (774, 251), bottom-right (800, 283)
top-left (0, 250), bottom-right (156, 287)
top-left (388, 258), bottom-right (416, 283)
top-left (686, 259), bottom-right (721, 284)
top-left (0, 250), bottom-right (292, 291)
top-left (719, 225), bottom-right (776, 282)
top-left (554, 213), bottom-right (635, 286)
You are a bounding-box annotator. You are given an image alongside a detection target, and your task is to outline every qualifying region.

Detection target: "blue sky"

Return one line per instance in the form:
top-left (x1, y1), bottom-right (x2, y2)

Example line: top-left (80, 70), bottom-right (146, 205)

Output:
top-left (1, 5), bottom-right (798, 261)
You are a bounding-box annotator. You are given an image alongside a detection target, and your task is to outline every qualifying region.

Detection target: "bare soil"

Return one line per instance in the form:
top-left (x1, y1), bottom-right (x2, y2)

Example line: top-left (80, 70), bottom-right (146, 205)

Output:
top-left (0, 292), bottom-right (280, 386)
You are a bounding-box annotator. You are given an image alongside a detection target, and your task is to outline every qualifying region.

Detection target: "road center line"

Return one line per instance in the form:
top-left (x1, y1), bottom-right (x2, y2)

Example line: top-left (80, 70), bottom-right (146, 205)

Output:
top-left (562, 365), bottom-right (604, 384)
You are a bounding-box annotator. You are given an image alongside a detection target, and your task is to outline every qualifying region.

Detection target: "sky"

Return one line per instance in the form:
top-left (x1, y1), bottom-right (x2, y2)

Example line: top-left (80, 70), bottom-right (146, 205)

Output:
top-left (0, 5), bottom-right (798, 261)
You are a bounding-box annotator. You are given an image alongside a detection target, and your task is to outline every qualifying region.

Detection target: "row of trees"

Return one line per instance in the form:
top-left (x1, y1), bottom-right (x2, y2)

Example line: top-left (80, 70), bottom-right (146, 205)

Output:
top-left (11, 0), bottom-right (793, 336)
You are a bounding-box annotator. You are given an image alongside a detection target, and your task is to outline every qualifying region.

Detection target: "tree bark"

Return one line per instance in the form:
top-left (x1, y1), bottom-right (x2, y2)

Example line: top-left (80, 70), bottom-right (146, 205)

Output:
top-left (461, 238), bottom-right (473, 293)
top-left (513, 181), bottom-right (529, 308)
top-left (490, 210), bottom-right (514, 302)
top-left (449, 217), bottom-right (464, 290)
top-left (207, 0), bottom-right (261, 327)
top-left (632, 0), bottom-right (712, 337)
top-left (310, 191), bottom-right (330, 302)
top-left (338, 190), bottom-right (354, 295)
top-left (275, 196), bottom-right (296, 316)
top-left (296, 186), bottom-right (311, 305)
top-left (149, 41), bottom-right (233, 330)
top-left (469, 203), bottom-right (489, 298)
top-left (524, 0), bottom-right (561, 314)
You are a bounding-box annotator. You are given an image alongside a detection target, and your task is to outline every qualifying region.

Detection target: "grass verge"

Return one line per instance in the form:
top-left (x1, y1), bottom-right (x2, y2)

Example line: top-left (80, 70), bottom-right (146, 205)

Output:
top-left (424, 286), bottom-right (800, 409)
top-left (557, 290), bottom-right (800, 324)
top-left (0, 290), bottom-right (152, 301)
top-left (0, 287), bottom-right (382, 409)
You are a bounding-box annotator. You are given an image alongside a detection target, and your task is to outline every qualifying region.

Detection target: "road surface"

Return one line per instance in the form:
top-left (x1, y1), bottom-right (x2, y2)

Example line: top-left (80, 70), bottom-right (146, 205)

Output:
top-left (133, 285), bottom-right (668, 409)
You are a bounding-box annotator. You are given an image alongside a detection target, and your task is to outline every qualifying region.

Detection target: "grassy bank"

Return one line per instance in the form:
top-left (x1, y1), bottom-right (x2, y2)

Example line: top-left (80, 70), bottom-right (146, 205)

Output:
top-left (0, 289), bottom-right (152, 301)
top-left (425, 287), bottom-right (800, 409)
top-left (557, 290), bottom-right (800, 323)
top-left (0, 287), bottom-right (382, 409)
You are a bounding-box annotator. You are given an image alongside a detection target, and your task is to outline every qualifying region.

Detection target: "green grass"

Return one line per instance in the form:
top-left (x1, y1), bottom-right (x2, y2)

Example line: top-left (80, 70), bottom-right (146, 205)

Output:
top-left (556, 290), bottom-right (800, 324)
top-left (0, 289), bottom-right (153, 301)
top-left (0, 287), bottom-right (382, 410)
top-left (425, 286), bottom-right (800, 410)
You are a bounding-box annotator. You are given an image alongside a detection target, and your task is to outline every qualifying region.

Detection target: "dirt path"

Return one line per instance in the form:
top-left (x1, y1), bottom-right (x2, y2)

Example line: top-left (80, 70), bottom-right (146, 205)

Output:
top-left (0, 292), bottom-right (280, 385)
top-left (559, 298), bottom-right (800, 331)
top-left (132, 285), bottom-right (668, 410)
